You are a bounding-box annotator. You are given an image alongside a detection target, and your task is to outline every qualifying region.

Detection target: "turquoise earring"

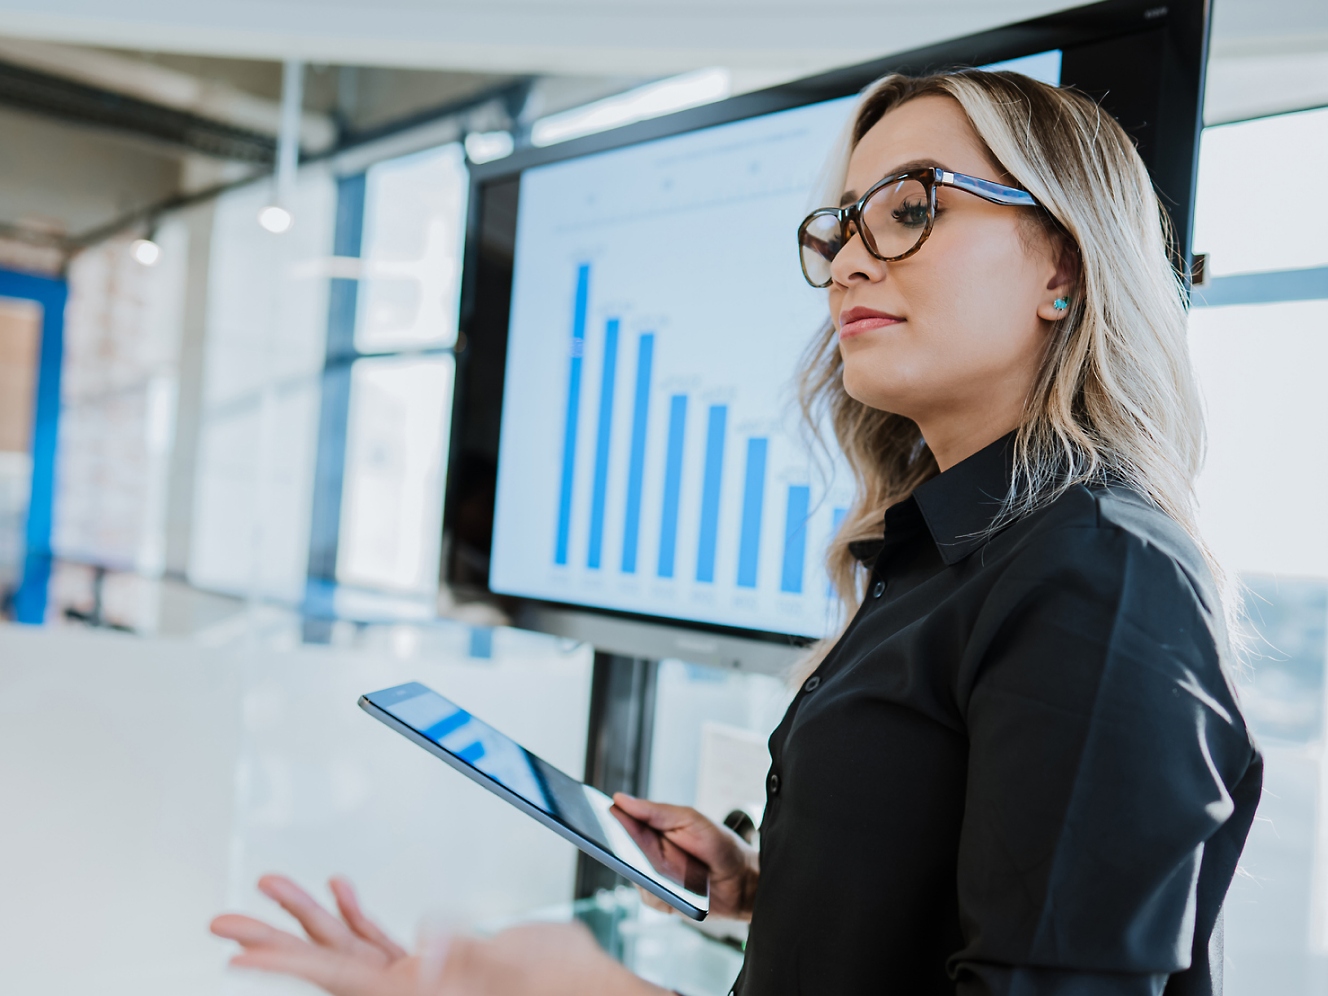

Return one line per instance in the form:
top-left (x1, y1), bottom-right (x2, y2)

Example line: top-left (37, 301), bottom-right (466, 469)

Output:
top-left (1053, 296), bottom-right (1070, 311)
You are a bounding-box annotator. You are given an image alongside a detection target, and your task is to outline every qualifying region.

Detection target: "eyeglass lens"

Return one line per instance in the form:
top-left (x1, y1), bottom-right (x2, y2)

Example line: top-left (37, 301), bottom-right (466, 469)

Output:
top-left (799, 177), bottom-right (931, 287)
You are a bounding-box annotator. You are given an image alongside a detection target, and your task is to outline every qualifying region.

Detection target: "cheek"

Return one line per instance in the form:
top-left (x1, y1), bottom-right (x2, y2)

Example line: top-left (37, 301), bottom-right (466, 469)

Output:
top-left (947, 223), bottom-right (1038, 303)
top-left (900, 229), bottom-right (1044, 357)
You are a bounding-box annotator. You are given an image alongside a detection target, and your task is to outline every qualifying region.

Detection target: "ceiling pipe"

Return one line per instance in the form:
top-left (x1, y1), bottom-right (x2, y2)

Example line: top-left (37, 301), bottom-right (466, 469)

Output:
top-left (0, 37), bottom-right (335, 151)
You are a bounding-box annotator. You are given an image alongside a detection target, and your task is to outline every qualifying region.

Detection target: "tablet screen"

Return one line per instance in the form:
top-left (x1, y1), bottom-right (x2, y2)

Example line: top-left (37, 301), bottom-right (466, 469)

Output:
top-left (363, 682), bottom-right (709, 909)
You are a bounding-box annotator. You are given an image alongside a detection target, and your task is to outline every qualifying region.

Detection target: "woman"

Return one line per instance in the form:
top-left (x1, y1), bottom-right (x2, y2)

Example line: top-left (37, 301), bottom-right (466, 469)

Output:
top-left (212, 69), bottom-right (1262, 995)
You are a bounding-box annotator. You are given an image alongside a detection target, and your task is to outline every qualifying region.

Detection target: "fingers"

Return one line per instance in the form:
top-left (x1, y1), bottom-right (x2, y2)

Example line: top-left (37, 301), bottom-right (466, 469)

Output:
top-left (211, 913), bottom-right (308, 950)
top-left (258, 875), bottom-right (362, 952)
top-left (611, 793), bottom-right (702, 831)
top-left (329, 876), bottom-right (409, 960)
top-left (614, 794), bottom-right (757, 887)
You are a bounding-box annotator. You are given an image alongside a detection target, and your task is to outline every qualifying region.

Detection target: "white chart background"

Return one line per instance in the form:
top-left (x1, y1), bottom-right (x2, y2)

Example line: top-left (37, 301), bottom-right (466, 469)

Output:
top-left (491, 98), bottom-right (859, 638)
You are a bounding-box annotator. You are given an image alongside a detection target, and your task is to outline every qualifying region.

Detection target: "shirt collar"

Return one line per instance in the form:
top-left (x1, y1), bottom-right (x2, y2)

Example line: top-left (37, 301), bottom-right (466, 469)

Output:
top-left (910, 432), bottom-right (1017, 566)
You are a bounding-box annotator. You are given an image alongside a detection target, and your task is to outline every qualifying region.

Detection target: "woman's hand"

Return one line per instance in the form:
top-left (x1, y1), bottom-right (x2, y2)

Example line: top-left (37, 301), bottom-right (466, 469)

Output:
top-left (210, 874), bottom-right (668, 996)
top-left (611, 793), bottom-right (760, 921)
top-left (211, 875), bottom-right (421, 996)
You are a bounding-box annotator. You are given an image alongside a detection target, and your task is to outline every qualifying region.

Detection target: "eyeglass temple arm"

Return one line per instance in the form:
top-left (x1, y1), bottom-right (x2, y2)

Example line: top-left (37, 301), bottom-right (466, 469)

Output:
top-left (938, 170), bottom-right (1038, 207)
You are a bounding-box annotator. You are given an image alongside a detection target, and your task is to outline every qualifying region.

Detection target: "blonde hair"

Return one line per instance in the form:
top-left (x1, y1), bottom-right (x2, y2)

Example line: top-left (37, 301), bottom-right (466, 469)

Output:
top-left (800, 69), bottom-right (1224, 665)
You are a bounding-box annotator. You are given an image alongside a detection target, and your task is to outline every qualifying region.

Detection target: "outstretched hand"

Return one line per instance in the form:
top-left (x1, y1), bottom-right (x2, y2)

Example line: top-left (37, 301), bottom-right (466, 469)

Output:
top-left (211, 874), bottom-right (670, 996)
top-left (611, 793), bottom-right (760, 921)
top-left (211, 875), bottom-right (424, 996)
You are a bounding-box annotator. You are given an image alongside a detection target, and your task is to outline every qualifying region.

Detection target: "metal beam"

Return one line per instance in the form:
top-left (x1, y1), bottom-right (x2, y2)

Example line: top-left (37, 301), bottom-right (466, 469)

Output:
top-left (0, 58), bottom-right (277, 162)
top-left (0, 38), bottom-right (335, 149)
top-left (1193, 266), bottom-right (1328, 307)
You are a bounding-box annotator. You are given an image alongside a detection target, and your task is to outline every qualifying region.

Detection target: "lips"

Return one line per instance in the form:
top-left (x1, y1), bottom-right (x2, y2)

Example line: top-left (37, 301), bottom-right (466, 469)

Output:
top-left (838, 306), bottom-right (904, 339)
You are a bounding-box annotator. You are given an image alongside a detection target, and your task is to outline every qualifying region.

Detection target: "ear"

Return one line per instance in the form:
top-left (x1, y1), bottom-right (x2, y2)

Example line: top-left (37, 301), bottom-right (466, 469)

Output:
top-left (1036, 236), bottom-right (1080, 322)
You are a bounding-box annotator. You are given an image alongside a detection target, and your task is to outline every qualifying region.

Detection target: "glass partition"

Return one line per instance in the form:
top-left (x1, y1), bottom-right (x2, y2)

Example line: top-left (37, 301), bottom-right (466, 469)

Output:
top-left (1191, 105), bottom-right (1328, 995)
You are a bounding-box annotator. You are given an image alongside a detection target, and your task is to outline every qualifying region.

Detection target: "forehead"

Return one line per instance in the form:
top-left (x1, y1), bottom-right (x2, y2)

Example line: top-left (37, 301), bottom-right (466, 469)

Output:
top-left (844, 95), bottom-right (996, 191)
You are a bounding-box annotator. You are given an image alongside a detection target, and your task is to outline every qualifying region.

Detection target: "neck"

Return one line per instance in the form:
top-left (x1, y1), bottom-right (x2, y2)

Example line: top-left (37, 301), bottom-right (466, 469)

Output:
top-left (918, 415), bottom-right (1020, 473)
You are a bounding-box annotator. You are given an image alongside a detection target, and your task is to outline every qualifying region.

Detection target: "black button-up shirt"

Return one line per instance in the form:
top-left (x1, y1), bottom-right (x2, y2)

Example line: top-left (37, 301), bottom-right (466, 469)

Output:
top-left (734, 436), bottom-right (1262, 996)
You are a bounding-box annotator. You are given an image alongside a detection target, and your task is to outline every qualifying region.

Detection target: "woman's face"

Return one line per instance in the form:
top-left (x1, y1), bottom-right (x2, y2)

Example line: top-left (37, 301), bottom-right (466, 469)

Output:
top-left (829, 95), bottom-right (1073, 466)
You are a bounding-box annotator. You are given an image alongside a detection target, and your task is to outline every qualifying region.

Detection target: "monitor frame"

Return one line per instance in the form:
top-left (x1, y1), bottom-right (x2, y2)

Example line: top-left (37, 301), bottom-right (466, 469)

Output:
top-left (445, 0), bottom-right (1211, 672)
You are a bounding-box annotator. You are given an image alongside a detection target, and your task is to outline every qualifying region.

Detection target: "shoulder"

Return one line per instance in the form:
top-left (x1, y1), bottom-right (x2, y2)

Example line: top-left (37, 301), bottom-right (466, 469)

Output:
top-left (968, 484), bottom-right (1235, 701)
top-left (966, 485), bottom-right (1248, 733)
top-left (993, 484), bottom-right (1219, 621)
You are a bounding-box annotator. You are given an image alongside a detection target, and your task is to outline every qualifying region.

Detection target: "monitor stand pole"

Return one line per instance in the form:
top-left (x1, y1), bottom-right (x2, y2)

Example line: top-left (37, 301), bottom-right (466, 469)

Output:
top-left (575, 649), bottom-right (659, 901)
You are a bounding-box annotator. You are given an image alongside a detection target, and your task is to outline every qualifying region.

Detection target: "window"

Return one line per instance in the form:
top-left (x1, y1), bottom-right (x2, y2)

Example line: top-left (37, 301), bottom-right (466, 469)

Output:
top-left (326, 143), bottom-right (469, 598)
top-left (189, 169), bottom-right (336, 601)
top-left (336, 354), bottom-right (454, 592)
top-left (1190, 105), bottom-right (1328, 995)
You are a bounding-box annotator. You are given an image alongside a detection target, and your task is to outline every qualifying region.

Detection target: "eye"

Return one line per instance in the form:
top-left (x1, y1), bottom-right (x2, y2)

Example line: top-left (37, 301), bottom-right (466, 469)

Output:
top-left (891, 198), bottom-right (929, 228)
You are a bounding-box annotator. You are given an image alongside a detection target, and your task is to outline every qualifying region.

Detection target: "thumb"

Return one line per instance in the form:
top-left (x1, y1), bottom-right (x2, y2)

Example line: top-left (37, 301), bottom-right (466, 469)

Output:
top-left (611, 792), bottom-right (668, 822)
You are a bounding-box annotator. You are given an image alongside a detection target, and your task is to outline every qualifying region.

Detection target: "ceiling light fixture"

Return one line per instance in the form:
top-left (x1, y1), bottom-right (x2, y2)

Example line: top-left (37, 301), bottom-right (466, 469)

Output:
top-left (531, 68), bottom-right (731, 147)
top-left (464, 130), bottom-right (515, 164)
top-left (257, 205), bottom-right (294, 234)
top-left (259, 59), bottom-right (304, 234)
top-left (130, 237), bottom-right (161, 266)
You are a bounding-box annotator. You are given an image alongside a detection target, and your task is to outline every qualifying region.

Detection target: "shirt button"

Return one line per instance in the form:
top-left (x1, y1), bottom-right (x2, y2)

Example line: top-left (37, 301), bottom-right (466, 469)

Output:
top-left (872, 579), bottom-right (886, 598)
top-left (767, 772), bottom-right (781, 796)
top-left (803, 675), bottom-right (821, 692)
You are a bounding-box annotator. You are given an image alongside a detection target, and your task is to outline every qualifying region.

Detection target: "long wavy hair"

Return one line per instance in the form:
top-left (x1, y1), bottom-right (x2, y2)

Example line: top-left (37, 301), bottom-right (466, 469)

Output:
top-left (800, 69), bottom-right (1223, 666)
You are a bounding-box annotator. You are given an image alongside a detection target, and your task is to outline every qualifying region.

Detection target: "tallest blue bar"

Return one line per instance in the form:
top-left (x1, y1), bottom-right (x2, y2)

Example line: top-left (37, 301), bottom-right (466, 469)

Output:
top-left (554, 264), bottom-right (590, 566)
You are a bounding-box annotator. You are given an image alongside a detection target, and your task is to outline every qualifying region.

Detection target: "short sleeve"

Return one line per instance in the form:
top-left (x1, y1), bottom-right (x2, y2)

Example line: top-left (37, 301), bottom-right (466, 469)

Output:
top-left (949, 523), bottom-right (1259, 996)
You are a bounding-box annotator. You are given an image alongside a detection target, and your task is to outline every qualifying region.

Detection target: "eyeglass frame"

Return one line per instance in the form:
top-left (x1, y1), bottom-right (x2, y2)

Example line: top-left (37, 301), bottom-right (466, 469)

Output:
top-left (796, 166), bottom-right (1042, 288)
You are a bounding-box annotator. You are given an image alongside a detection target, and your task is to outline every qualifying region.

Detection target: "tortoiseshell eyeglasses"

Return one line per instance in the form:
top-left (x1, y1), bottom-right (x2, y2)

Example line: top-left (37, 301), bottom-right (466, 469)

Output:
top-left (796, 166), bottom-right (1041, 288)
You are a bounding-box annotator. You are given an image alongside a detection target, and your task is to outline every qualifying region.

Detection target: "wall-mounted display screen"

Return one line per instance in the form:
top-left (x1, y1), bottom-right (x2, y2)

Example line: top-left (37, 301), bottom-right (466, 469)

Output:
top-left (487, 56), bottom-right (1060, 639)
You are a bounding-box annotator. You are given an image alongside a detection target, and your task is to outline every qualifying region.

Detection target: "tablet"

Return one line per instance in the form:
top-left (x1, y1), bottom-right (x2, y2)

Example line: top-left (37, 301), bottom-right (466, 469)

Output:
top-left (358, 681), bottom-right (709, 920)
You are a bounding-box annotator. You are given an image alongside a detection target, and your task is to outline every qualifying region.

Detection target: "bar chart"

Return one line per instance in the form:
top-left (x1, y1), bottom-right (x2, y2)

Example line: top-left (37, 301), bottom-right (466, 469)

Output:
top-left (491, 95), bottom-right (857, 638)
top-left (551, 263), bottom-right (844, 597)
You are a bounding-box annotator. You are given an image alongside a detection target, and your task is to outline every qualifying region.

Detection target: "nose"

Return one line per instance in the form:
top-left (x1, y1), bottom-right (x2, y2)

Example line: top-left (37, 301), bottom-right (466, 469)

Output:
top-left (830, 223), bottom-right (887, 287)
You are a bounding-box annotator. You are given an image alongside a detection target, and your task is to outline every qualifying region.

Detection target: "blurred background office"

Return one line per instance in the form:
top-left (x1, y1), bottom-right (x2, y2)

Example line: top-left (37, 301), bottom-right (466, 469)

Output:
top-left (0, 0), bottom-right (1325, 994)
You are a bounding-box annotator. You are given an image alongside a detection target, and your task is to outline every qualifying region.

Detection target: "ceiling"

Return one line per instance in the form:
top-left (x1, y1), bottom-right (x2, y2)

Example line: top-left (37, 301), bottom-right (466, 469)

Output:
top-left (0, 0), bottom-right (1319, 75)
top-left (0, 1), bottom-right (1070, 77)
top-left (0, 0), bottom-right (1322, 122)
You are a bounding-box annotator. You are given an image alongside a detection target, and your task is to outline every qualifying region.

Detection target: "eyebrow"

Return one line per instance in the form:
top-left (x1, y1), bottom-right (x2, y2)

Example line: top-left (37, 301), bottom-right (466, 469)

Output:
top-left (840, 158), bottom-right (950, 205)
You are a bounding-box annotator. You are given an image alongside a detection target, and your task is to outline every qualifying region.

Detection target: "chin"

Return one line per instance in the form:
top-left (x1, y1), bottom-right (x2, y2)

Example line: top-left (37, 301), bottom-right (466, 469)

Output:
top-left (841, 374), bottom-right (906, 415)
top-left (840, 354), bottom-right (901, 405)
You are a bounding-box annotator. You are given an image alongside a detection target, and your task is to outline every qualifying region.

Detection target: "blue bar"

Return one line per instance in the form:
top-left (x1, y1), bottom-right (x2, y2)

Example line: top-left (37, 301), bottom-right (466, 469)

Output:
top-left (695, 405), bottom-right (727, 583)
top-left (736, 438), bottom-right (768, 588)
top-left (620, 334), bottom-right (654, 573)
top-left (657, 395), bottom-right (687, 578)
top-left (781, 485), bottom-right (811, 593)
top-left (554, 264), bottom-right (590, 566)
top-left (587, 318), bottom-right (619, 568)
